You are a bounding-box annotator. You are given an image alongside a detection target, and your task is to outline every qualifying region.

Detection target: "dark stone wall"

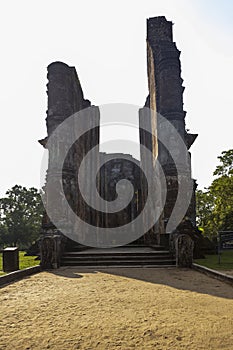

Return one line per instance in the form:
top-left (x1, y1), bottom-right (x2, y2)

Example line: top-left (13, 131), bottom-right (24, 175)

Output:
top-left (99, 153), bottom-right (142, 227)
top-left (39, 17), bottom-right (198, 261)
top-left (40, 62), bottom-right (100, 243)
top-left (144, 16), bottom-right (198, 231)
top-left (99, 153), bottom-right (146, 245)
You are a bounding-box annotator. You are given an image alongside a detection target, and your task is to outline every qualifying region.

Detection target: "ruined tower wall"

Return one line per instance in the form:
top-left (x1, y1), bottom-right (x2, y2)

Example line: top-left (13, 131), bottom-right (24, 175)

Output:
top-left (145, 16), bottom-right (197, 231)
top-left (41, 62), bottom-right (100, 238)
top-left (40, 17), bottom-right (198, 265)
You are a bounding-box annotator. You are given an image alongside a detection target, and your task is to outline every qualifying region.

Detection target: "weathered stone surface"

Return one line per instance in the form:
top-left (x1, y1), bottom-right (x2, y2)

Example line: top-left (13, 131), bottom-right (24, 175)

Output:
top-left (39, 17), bottom-right (199, 268)
top-left (39, 235), bottom-right (65, 269)
top-left (40, 62), bottom-right (100, 260)
top-left (99, 153), bottom-right (142, 228)
top-left (143, 16), bottom-right (197, 229)
top-left (98, 153), bottom-right (148, 245)
top-left (175, 234), bottom-right (194, 268)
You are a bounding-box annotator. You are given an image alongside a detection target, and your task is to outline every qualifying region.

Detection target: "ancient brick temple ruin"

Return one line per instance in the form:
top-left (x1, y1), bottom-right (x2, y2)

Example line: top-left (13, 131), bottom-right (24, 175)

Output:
top-left (39, 16), bottom-right (200, 269)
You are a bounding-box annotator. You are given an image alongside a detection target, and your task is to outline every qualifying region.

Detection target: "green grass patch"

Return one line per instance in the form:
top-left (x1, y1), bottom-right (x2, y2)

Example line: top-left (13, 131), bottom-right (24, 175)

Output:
top-left (0, 251), bottom-right (39, 275)
top-left (195, 250), bottom-right (233, 270)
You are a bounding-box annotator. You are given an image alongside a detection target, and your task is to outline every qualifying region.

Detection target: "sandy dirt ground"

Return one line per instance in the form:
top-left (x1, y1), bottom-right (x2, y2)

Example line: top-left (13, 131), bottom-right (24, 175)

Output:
top-left (0, 267), bottom-right (233, 350)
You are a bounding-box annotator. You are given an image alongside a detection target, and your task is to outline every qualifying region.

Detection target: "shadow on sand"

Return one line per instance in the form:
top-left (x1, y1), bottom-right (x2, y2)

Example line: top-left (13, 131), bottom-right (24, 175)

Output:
top-left (50, 266), bottom-right (233, 300)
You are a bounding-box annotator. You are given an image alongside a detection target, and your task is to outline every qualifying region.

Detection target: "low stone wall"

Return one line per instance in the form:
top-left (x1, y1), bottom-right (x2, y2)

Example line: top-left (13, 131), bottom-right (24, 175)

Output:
top-left (193, 263), bottom-right (233, 286)
top-left (0, 265), bottom-right (41, 287)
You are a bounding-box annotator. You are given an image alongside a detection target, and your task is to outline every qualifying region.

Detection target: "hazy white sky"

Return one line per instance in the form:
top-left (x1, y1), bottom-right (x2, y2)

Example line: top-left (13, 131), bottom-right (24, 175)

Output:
top-left (0, 0), bottom-right (232, 196)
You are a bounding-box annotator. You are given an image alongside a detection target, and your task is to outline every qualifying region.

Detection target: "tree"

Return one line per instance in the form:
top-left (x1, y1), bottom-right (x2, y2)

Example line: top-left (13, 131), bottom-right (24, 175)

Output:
top-left (196, 189), bottom-right (215, 237)
top-left (196, 149), bottom-right (233, 238)
top-left (0, 185), bottom-right (44, 248)
top-left (213, 149), bottom-right (233, 177)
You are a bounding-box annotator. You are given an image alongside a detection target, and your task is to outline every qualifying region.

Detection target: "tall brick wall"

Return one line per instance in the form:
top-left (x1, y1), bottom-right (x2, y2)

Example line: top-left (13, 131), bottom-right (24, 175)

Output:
top-left (40, 62), bottom-right (100, 242)
top-left (142, 16), bottom-right (197, 234)
top-left (40, 17), bottom-right (198, 255)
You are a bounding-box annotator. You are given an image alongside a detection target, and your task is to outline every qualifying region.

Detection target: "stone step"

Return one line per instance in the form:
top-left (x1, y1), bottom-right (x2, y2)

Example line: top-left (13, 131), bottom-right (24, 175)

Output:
top-left (65, 245), bottom-right (167, 252)
top-left (61, 256), bottom-right (175, 266)
top-left (61, 265), bottom-right (176, 268)
top-left (61, 259), bottom-right (176, 266)
top-left (62, 256), bottom-right (171, 262)
top-left (61, 246), bottom-right (175, 267)
top-left (63, 251), bottom-right (171, 257)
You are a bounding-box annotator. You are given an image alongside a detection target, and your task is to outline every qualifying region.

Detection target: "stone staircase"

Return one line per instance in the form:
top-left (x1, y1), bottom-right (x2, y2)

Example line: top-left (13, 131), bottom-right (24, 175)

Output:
top-left (60, 246), bottom-right (176, 268)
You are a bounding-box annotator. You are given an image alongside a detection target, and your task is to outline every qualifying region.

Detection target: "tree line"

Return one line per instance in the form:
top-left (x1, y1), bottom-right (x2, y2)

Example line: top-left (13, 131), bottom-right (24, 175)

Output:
top-left (196, 149), bottom-right (233, 239)
top-left (0, 185), bottom-right (43, 249)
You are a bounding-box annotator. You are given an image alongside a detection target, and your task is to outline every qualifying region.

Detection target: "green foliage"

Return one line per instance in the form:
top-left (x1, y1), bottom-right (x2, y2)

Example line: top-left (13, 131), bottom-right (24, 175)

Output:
top-left (0, 185), bottom-right (44, 248)
top-left (214, 149), bottom-right (233, 176)
top-left (197, 149), bottom-right (233, 238)
top-left (195, 251), bottom-right (233, 270)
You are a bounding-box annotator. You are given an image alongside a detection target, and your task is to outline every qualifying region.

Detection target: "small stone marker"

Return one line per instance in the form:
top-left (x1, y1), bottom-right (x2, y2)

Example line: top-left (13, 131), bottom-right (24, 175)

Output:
top-left (3, 247), bottom-right (19, 272)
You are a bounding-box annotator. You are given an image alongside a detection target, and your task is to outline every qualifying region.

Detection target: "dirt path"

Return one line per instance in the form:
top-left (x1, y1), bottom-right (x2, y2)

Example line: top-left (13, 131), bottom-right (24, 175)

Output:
top-left (0, 267), bottom-right (233, 350)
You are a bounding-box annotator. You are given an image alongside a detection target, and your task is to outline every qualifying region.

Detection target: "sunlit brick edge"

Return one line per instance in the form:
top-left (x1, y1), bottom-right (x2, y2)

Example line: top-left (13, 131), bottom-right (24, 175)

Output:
top-left (0, 265), bottom-right (41, 287)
